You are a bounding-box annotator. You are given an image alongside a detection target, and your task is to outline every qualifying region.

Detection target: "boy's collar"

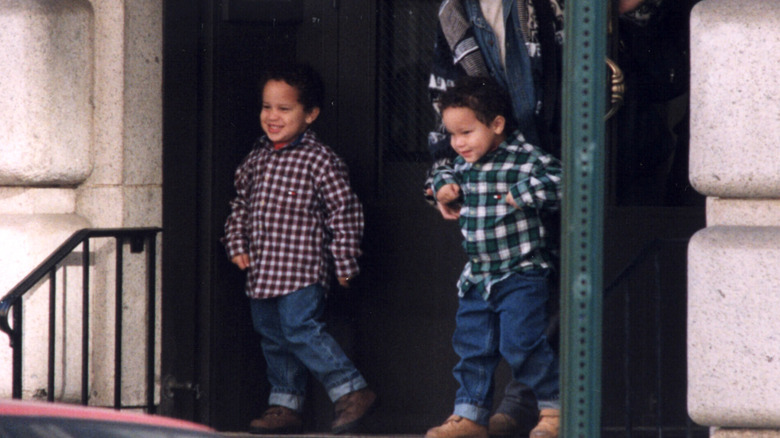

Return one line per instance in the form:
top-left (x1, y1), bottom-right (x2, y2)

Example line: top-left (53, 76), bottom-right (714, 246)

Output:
top-left (500, 128), bottom-right (528, 149)
top-left (262, 130), bottom-right (310, 150)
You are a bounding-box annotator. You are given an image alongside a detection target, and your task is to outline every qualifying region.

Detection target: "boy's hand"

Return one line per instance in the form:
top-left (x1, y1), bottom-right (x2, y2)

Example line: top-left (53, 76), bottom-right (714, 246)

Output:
top-left (618, 0), bottom-right (644, 14)
top-left (436, 183), bottom-right (461, 205)
top-left (437, 202), bottom-right (461, 220)
top-left (231, 254), bottom-right (250, 270)
top-left (505, 192), bottom-right (519, 208)
top-left (435, 183), bottom-right (462, 220)
top-left (338, 276), bottom-right (354, 288)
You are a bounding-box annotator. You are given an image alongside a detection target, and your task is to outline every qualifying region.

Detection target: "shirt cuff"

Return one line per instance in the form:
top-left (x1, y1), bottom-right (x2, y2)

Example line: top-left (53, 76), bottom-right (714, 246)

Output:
top-left (224, 239), bottom-right (249, 259)
top-left (432, 173), bottom-right (459, 200)
top-left (334, 258), bottom-right (360, 279)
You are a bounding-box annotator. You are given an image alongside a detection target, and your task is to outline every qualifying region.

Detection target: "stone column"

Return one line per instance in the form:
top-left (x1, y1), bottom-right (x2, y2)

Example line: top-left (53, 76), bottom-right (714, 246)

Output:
top-left (0, 0), bottom-right (94, 400)
top-left (79, 0), bottom-right (163, 407)
top-left (687, 1), bottom-right (780, 436)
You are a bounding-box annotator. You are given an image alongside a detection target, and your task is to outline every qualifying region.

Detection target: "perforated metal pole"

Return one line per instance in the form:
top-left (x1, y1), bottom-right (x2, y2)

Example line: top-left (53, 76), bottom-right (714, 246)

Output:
top-left (560, 1), bottom-right (606, 437)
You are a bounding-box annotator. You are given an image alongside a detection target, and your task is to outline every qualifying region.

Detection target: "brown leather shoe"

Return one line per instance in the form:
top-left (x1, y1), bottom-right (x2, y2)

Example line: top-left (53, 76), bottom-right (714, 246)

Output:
top-left (529, 409), bottom-right (559, 438)
top-left (425, 415), bottom-right (488, 438)
top-left (331, 388), bottom-right (377, 434)
top-left (248, 406), bottom-right (303, 435)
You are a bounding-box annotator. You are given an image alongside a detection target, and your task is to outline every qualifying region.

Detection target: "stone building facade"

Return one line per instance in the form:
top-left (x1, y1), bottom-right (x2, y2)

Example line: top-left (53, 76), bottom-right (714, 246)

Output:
top-left (0, 0), bottom-right (161, 406)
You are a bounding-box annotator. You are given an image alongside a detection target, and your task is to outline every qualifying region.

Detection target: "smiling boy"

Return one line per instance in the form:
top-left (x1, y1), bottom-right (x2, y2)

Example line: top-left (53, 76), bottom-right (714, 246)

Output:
top-left (223, 64), bottom-right (376, 435)
top-left (428, 76), bottom-right (562, 438)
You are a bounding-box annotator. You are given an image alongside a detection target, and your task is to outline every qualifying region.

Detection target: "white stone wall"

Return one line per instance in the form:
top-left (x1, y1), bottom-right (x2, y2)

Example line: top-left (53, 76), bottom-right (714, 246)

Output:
top-left (0, 0), bottom-right (162, 407)
top-left (687, 0), bottom-right (780, 436)
top-left (0, 0), bottom-right (93, 186)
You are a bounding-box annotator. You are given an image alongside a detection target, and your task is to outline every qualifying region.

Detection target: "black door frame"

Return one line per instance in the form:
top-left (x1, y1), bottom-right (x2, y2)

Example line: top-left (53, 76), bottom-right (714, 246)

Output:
top-left (161, 0), bottom-right (208, 423)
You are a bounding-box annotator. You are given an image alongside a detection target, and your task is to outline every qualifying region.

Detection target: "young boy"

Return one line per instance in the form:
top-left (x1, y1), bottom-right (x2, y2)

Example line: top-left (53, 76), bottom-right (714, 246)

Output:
top-left (427, 76), bottom-right (562, 438)
top-left (222, 64), bottom-right (376, 435)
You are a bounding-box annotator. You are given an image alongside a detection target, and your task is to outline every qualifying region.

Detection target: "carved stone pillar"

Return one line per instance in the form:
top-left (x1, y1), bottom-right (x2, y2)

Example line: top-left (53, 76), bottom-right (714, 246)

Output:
top-left (687, 1), bottom-right (780, 436)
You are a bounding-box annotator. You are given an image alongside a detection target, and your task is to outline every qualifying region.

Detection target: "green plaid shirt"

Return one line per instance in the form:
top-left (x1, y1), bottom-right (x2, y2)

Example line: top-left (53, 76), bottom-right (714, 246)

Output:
top-left (432, 130), bottom-right (562, 299)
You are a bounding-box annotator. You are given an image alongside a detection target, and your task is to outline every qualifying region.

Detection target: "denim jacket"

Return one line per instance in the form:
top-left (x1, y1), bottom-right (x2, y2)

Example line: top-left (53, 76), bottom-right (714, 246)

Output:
top-left (465, 0), bottom-right (539, 145)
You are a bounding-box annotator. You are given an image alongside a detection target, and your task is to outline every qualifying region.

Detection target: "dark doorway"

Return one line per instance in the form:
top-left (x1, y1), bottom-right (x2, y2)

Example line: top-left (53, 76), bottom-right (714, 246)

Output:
top-left (161, 0), bottom-right (316, 428)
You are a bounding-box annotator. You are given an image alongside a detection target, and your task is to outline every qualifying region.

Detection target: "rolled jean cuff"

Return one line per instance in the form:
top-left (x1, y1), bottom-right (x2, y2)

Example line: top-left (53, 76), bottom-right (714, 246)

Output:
top-left (538, 399), bottom-right (561, 410)
top-left (454, 403), bottom-right (491, 426)
top-left (326, 376), bottom-right (368, 402)
top-left (269, 392), bottom-right (305, 412)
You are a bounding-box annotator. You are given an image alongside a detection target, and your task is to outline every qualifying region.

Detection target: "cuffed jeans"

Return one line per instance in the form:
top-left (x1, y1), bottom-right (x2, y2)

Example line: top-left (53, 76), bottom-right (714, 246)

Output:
top-left (250, 284), bottom-right (367, 412)
top-left (452, 271), bottom-right (559, 425)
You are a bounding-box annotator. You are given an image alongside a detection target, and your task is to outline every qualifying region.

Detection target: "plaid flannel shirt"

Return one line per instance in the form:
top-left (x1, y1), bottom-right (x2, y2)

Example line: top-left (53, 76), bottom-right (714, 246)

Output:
top-left (222, 129), bottom-right (363, 299)
top-left (432, 129), bottom-right (562, 299)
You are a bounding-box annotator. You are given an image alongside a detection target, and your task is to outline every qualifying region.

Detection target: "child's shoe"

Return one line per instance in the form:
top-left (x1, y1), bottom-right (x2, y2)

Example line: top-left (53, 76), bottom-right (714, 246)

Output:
top-left (425, 415), bottom-right (488, 438)
top-left (331, 388), bottom-right (377, 434)
top-left (248, 406), bottom-right (303, 435)
top-left (529, 408), bottom-right (559, 438)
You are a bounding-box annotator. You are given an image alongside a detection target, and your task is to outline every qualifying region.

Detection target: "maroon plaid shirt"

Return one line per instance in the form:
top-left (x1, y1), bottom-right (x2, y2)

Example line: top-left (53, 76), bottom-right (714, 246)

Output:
top-left (223, 129), bottom-right (364, 299)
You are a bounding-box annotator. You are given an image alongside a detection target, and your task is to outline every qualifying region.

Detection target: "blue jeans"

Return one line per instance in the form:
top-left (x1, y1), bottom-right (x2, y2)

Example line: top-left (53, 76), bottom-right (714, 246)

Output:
top-left (250, 284), bottom-right (367, 412)
top-left (452, 271), bottom-right (559, 425)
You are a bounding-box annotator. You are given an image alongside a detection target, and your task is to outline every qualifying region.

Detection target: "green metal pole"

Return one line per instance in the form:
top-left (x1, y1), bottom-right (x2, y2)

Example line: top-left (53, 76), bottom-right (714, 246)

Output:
top-left (561, 0), bottom-right (606, 437)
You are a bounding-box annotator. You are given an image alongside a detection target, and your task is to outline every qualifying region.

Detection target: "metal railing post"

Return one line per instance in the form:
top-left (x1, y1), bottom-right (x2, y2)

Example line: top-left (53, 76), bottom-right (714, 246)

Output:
top-left (48, 269), bottom-right (56, 402)
top-left (561, 0), bottom-right (607, 437)
top-left (115, 237), bottom-right (124, 409)
top-left (12, 300), bottom-right (22, 399)
top-left (82, 239), bottom-right (90, 405)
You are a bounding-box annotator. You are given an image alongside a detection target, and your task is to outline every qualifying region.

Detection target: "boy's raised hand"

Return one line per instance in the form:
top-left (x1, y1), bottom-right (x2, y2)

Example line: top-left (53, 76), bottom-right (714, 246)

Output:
top-left (231, 254), bottom-right (250, 270)
top-left (436, 184), bottom-right (460, 220)
top-left (436, 183), bottom-right (461, 204)
top-left (436, 183), bottom-right (462, 220)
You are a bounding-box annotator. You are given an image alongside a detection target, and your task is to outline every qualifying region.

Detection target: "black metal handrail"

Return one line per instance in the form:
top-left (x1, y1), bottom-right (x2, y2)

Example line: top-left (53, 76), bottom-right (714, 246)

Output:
top-left (0, 227), bottom-right (162, 412)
